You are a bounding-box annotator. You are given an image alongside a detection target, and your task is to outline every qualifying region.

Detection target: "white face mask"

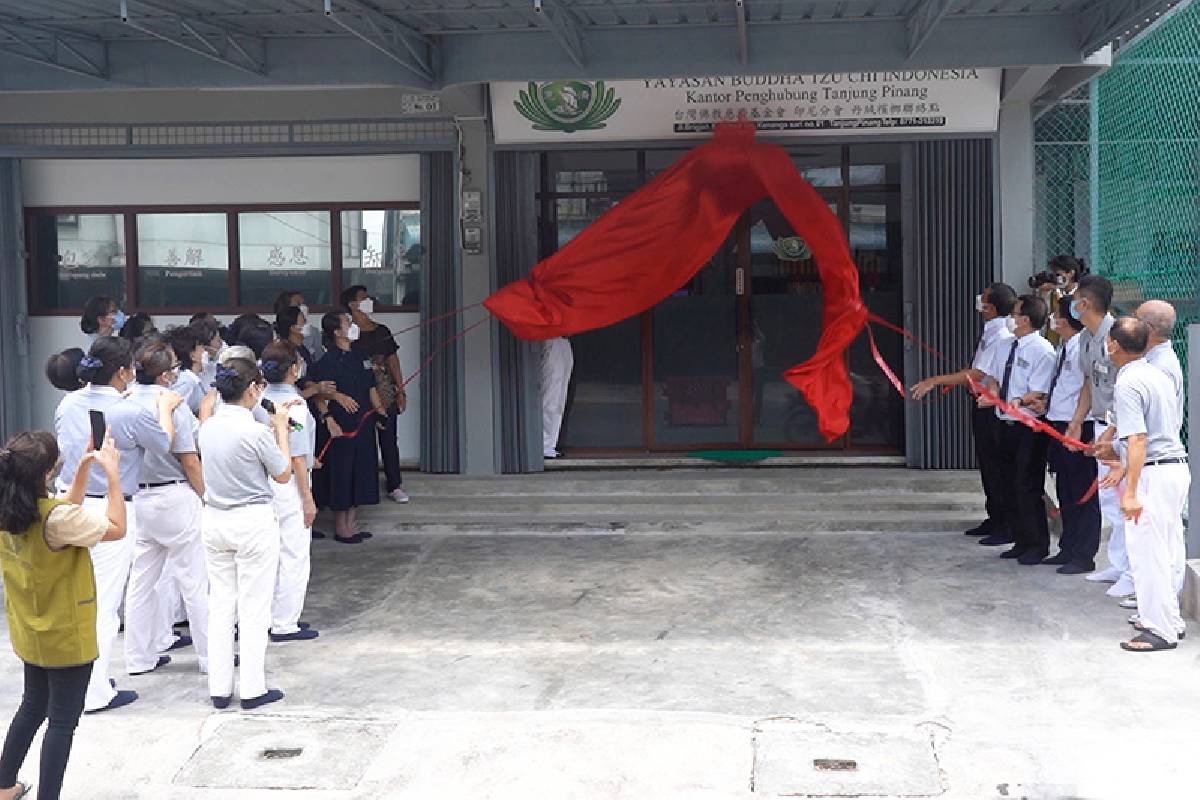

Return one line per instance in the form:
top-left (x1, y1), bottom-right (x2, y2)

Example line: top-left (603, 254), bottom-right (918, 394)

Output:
top-left (200, 350), bottom-right (211, 369)
top-left (975, 294), bottom-right (985, 313)
top-left (347, 323), bottom-right (361, 342)
top-left (1004, 316), bottom-right (1018, 333)
top-left (358, 298), bottom-right (374, 316)
top-left (298, 304), bottom-right (309, 319)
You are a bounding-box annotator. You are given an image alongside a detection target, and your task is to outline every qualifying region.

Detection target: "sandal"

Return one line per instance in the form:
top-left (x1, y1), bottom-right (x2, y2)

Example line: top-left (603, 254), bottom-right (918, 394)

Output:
top-left (1120, 631), bottom-right (1178, 652)
top-left (1131, 621), bottom-right (1186, 639)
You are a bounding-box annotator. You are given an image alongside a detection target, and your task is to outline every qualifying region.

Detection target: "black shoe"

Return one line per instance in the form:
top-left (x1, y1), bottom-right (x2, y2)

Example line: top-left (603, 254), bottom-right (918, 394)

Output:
top-left (1000, 546), bottom-right (1026, 559)
top-left (85, 690), bottom-right (138, 714)
top-left (1017, 550), bottom-right (1049, 566)
top-left (241, 689), bottom-right (284, 710)
top-left (1057, 562), bottom-right (1095, 575)
top-left (1041, 552), bottom-right (1071, 566)
top-left (964, 522), bottom-right (993, 537)
top-left (129, 655), bottom-right (171, 675)
top-left (166, 635), bottom-right (193, 652)
top-left (211, 695), bottom-right (232, 710)
top-left (979, 533), bottom-right (1014, 547)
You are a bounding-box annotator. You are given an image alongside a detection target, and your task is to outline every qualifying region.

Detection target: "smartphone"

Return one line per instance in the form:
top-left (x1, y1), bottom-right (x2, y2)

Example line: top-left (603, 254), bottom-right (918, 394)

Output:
top-left (88, 409), bottom-right (106, 451)
top-left (260, 398), bottom-right (277, 415)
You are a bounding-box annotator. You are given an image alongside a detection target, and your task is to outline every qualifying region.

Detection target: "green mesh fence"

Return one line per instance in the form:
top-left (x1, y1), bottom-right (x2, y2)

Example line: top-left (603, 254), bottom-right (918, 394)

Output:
top-left (1094, 3), bottom-right (1200, 438)
top-left (1034, 88), bottom-right (1091, 269)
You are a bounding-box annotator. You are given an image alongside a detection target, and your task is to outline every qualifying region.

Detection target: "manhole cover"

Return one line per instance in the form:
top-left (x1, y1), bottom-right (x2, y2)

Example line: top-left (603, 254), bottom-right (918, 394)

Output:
top-left (175, 717), bottom-right (392, 790)
top-left (752, 721), bottom-right (945, 797)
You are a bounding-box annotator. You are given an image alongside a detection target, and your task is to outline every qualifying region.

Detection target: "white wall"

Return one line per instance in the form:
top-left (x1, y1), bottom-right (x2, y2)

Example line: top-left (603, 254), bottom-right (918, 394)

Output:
top-left (24, 154), bottom-right (424, 464)
top-left (22, 155), bottom-right (420, 206)
top-left (30, 312), bottom-right (422, 465)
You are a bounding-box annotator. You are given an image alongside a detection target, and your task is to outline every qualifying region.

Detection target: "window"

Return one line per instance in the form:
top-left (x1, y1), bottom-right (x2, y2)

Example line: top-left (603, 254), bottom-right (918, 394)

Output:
top-left (341, 209), bottom-right (422, 307)
top-left (238, 211), bottom-right (333, 307)
top-left (31, 213), bottom-right (127, 310)
top-left (137, 213), bottom-right (229, 309)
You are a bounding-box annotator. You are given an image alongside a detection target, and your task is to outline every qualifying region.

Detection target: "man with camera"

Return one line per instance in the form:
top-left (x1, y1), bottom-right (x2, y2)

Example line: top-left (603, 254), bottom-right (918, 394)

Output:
top-left (910, 282), bottom-right (1018, 545)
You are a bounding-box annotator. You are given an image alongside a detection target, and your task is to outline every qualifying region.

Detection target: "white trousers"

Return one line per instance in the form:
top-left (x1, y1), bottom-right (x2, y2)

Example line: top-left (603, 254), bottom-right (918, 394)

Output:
top-left (126, 483), bottom-right (209, 673)
top-left (1125, 463), bottom-right (1190, 643)
top-left (82, 498), bottom-right (135, 711)
top-left (152, 560), bottom-right (185, 653)
top-left (202, 503), bottom-right (280, 700)
top-left (541, 337), bottom-right (573, 456)
top-left (1096, 423), bottom-right (1131, 578)
top-left (271, 475), bottom-right (312, 635)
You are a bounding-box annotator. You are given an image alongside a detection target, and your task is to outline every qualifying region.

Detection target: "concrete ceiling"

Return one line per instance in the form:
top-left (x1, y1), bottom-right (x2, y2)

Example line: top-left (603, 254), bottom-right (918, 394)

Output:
top-left (0, 0), bottom-right (1179, 91)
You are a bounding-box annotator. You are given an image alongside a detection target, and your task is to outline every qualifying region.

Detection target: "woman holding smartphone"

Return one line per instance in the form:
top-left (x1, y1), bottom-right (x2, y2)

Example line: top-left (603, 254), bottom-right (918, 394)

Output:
top-left (199, 358), bottom-right (293, 710)
top-left (54, 337), bottom-right (180, 713)
top-left (0, 430), bottom-right (126, 800)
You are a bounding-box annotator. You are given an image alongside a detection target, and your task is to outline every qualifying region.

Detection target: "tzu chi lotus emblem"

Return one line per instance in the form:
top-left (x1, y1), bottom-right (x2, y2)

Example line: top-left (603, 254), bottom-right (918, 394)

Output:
top-left (514, 80), bottom-right (622, 133)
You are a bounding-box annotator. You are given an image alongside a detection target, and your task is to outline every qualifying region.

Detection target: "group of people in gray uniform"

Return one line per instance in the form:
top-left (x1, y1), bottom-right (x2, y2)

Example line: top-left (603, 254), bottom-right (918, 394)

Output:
top-left (47, 303), bottom-right (322, 714)
top-left (913, 265), bottom-right (1189, 653)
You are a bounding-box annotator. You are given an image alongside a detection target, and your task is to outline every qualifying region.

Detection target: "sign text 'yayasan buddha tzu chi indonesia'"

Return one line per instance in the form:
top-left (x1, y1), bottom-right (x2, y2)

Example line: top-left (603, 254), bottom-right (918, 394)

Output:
top-left (490, 70), bottom-right (1001, 144)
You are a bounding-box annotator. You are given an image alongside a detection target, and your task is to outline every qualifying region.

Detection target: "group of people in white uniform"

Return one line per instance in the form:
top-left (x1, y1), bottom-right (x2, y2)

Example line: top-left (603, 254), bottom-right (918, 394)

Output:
top-left (49, 297), bottom-right (323, 713)
top-left (912, 264), bottom-right (1190, 653)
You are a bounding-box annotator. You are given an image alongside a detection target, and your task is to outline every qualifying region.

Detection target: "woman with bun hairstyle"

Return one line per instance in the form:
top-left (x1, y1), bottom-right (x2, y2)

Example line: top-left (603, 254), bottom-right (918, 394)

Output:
top-left (259, 342), bottom-right (319, 643)
top-left (123, 340), bottom-right (210, 678)
top-left (198, 358), bottom-right (293, 710)
top-left (45, 349), bottom-right (85, 393)
top-left (0, 430), bottom-right (126, 800)
top-left (54, 336), bottom-right (181, 714)
top-left (79, 296), bottom-right (124, 348)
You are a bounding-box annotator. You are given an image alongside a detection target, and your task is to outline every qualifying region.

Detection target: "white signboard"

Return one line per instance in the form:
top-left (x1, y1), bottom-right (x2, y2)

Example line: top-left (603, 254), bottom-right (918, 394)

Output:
top-left (491, 70), bottom-right (1001, 144)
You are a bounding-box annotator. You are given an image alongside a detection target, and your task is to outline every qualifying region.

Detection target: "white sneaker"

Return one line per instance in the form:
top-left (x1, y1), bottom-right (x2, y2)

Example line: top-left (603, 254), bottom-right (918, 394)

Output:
top-left (1086, 566), bottom-right (1122, 583)
top-left (389, 488), bottom-right (410, 504)
top-left (1118, 596), bottom-right (1138, 610)
top-left (1106, 575), bottom-right (1135, 597)
top-left (1128, 613), bottom-right (1141, 625)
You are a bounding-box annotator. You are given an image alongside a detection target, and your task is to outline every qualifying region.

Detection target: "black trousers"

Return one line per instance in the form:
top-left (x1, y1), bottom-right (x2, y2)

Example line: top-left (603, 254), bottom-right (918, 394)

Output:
top-left (0, 661), bottom-right (92, 800)
top-left (995, 419), bottom-right (1050, 555)
top-left (972, 405), bottom-right (1007, 533)
top-left (376, 407), bottom-right (403, 493)
top-left (1047, 420), bottom-right (1101, 566)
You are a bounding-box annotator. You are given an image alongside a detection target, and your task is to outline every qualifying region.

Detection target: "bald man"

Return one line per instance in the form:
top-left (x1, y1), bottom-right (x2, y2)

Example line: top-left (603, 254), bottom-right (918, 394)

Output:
top-left (1136, 300), bottom-right (1184, 420)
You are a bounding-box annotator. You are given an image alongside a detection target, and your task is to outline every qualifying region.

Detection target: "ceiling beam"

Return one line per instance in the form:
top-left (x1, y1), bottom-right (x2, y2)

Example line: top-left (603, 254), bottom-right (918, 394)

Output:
top-left (1077, 0), bottom-right (1174, 55)
top-left (530, 0), bottom-right (585, 69)
top-left (119, 0), bottom-right (267, 76)
top-left (735, 0), bottom-right (748, 65)
top-left (323, 0), bottom-right (437, 84)
top-left (0, 18), bottom-right (109, 80)
top-left (905, 0), bottom-right (954, 58)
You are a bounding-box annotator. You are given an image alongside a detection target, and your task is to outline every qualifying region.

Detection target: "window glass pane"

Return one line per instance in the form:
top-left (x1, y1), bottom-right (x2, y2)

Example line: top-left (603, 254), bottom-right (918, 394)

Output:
top-left (547, 150), bottom-right (639, 193)
top-left (561, 317), bottom-right (644, 449)
top-left (137, 213), bottom-right (229, 309)
top-left (644, 149), bottom-right (689, 179)
top-left (32, 213), bottom-right (126, 310)
top-left (555, 197), bottom-right (618, 249)
top-left (849, 142), bottom-right (901, 185)
top-left (789, 146), bottom-right (843, 187)
top-left (238, 211), bottom-right (333, 307)
top-left (341, 209), bottom-right (422, 307)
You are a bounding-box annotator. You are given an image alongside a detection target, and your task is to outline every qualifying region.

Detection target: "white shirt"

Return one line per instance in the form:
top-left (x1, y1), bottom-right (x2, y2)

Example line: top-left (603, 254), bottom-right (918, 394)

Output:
top-left (1045, 334), bottom-right (1086, 423)
top-left (981, 330), bottom-right (1056, 422)
top-left (971, 316), bottom-right (1015, 373)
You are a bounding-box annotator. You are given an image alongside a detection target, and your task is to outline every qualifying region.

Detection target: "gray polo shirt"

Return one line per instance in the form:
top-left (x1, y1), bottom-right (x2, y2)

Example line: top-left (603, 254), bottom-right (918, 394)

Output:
top-left (1077, 313), bottom-right (1116, 421)
top-left (127, 383), bottom-right (197, 485)
top-left (261, 383), bottom-right (315, 470)
top-left (1145, 341), bottom-right (1184, 424)
top-left (198, 404), bottom-right (289, 510)
top-left (54, 384), bottom-right (171, 497)
top-left (170, 369), bottom-right (205, 416)
top-left (1112, 358), bottom-right (1187, 462)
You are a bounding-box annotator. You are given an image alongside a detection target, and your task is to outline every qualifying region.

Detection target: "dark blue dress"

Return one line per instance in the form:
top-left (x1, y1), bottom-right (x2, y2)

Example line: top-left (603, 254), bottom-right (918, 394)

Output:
top-left (310, 345), bottom-right (380, 511)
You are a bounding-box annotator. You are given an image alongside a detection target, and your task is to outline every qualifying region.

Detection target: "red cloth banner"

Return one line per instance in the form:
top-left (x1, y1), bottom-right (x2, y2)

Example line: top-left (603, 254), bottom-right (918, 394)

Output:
top-left (484, 122), bottom-right (867, 442)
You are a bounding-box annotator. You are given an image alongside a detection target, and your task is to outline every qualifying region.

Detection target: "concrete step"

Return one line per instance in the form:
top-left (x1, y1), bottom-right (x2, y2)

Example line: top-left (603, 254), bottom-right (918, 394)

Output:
top-left (387, 495), bottom-right (984, 515)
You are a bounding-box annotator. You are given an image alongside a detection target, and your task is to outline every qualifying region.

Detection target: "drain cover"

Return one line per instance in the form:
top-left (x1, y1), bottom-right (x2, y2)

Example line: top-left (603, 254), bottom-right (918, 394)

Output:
top-left (752, 722), bottom-right (945, 797)
top-left (175, 717), bottom-right (391, 790)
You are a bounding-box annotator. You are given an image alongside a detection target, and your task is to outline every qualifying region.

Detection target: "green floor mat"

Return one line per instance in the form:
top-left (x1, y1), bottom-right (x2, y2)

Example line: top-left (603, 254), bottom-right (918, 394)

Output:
top-left (688, 450), bottom-right (784, 462)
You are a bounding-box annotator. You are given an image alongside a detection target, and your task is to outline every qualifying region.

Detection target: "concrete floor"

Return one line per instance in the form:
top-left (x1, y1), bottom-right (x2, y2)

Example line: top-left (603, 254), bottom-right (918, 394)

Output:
top-left (1, 469), bottom-right (1199, 799)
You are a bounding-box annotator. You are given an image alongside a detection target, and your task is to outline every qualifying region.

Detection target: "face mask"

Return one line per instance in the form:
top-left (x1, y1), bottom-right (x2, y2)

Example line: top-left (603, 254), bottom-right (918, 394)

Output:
top-left (1004, 316), bottom-right (1017, 333)
top-left (298, 304), bottom-right (309, 319)
top-left (112, 310), bottom-right (127, 332)
top-left (1069, 300), bottom-right (1082, 321)
top-left (358, 298), bottom-right (375, 315)
top-left (347, 323), bottom-right (361, 342)
top-left (975, 294), bottom-right (985, 313)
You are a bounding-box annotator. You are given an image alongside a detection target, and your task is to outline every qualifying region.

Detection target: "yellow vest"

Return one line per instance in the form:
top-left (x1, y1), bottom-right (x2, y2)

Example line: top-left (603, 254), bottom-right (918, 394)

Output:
top-left (0, 498), bottom-right (99, 667)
